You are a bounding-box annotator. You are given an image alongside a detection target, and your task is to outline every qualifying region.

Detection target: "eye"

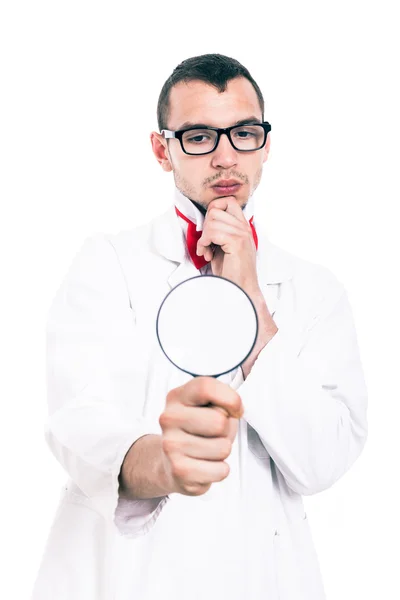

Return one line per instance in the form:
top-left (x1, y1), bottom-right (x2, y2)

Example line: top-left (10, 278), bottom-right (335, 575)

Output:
top-left (182, 128), bottom-right (216, 145)
top-left (187, 134), bottom-right (210, 143)
top-left (184, 132), bottom-right (213, 144)
top-left (234, 129), bottom-right (256, 138)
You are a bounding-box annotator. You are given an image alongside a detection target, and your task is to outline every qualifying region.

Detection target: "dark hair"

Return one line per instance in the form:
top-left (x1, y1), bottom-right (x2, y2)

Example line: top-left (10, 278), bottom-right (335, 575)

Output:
top-left (157, 53), bottom-right (265, 132)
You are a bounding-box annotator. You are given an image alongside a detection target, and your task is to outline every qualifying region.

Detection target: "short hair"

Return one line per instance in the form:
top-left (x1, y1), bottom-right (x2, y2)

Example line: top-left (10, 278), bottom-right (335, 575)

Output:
top-left (157, 53), bottom-right (265, 132)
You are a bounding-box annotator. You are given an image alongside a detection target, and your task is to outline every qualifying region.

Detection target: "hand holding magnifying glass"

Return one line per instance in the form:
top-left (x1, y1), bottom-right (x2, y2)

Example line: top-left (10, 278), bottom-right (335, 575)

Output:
top-left (156, 275), bottom-right (258, 497)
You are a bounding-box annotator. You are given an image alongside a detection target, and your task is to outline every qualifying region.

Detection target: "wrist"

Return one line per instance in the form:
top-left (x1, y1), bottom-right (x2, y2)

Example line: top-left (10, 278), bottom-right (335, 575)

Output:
top-left (119, 434), bottom-right (175, 500)
top-left (250, 292), bottom-right (277, 340)
top-left (159, 441), bottom-right (177, 495)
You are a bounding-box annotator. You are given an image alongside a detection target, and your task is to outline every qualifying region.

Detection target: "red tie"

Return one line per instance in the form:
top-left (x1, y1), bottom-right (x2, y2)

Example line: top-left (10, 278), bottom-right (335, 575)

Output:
top-left (175, 206), bottom-right (258, 270)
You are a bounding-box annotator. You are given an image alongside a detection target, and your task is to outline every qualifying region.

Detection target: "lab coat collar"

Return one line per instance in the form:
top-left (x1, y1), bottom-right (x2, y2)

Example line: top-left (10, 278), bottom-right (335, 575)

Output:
top-left (151, 187), bottom-right (294, 316)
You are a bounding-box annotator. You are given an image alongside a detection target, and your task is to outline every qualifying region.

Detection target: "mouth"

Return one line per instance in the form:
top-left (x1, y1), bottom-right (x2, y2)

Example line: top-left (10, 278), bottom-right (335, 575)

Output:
top-left (211, 180), bottom-right (242, 195)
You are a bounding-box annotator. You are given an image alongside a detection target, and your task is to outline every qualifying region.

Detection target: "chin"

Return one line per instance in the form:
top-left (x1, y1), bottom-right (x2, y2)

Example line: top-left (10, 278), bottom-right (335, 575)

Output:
top-left (211, 191), bottom-right (242, 200)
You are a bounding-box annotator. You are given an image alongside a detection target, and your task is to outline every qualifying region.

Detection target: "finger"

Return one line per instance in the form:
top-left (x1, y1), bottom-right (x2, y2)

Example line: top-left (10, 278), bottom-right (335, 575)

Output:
top-left (211, 405), bottom-right (229, 418)
top-left (197, 222), bottom-right (242, 256)
top-left (205, 206), bottom-right (248, 228)
top-left (169, 377), bottom-right (243, 419)
top-left (174, 456), bottom-right (230, 486)
top-left (207, 196), bottom-right (247, 223)
top-left (166, 430), bottom-right (232, 461)
top-left (161, 405), bottom-right (231, 438)
top-left (205, 246), bottom-right (215, 262)
top-left (182, 405), bottom-right (231, 437)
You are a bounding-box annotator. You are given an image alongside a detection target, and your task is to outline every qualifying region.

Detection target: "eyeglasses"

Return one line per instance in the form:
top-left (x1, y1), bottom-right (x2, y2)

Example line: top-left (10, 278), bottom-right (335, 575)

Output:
top-left (161, 122), bottom-right (271, 156)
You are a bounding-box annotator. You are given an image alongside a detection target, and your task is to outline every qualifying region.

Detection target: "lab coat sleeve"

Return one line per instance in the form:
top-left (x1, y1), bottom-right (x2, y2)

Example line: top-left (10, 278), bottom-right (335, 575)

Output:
top-left (44, 233), bottom-right (169, 538)
top-left (239, 279), bottom-right (368, 496)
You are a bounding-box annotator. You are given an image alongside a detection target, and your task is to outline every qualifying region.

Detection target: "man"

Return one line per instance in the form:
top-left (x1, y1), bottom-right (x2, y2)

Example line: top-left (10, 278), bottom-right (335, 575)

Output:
top-left (32, 54), bottom-right (368, 600)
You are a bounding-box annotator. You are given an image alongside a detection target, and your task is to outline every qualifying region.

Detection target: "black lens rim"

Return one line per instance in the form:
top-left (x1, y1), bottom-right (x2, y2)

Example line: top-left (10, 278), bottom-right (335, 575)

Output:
top-left (162, 122), bottom-right (271, 156)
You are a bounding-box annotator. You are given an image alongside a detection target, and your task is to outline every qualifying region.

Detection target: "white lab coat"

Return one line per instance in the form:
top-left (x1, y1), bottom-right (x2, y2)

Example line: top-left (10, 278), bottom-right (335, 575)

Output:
top-left (32, 201), bottom-right (368, 600)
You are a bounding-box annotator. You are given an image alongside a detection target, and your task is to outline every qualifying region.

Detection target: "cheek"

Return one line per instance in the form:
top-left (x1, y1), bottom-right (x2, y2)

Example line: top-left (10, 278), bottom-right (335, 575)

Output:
top-left (179, 154), bottom-right (202, 172)
top-left (184, 159), bottom-right (210, 186)
top-left (250, 158), bottom-right (264, 178)
top-left (238, 158), bottom-right (262, 182)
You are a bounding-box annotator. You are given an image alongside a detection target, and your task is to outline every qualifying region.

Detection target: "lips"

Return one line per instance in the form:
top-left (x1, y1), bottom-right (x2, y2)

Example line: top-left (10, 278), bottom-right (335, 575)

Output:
top-left (212, 181), bottom-right (242, 195)
top-left (212, 180), bottom-right (241, 187)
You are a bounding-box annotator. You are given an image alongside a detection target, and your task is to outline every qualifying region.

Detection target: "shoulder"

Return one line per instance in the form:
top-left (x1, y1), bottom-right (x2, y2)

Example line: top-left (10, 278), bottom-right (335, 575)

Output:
top-left (262, 235), bottom-right (346, 306)
top-left (73, 213), bottom-right (162, 272)
top-left (103, 220), bottom-right (154, 256)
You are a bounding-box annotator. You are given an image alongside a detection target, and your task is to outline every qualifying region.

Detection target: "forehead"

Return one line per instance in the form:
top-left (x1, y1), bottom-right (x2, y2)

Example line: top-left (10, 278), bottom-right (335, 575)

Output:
top-left (167, 77), bottom-right (262, 129)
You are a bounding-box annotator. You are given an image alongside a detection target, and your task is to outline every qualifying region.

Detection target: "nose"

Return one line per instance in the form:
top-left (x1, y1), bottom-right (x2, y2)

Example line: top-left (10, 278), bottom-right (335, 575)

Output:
top-left (211, 132), bottom-right (238, 170)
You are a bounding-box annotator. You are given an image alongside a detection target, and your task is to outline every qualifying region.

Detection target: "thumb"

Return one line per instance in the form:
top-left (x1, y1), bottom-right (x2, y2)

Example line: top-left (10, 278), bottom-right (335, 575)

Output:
top-left (212, 406), bottom-right (240, 443)
top-left (227, 416), bottom-right (239, 443)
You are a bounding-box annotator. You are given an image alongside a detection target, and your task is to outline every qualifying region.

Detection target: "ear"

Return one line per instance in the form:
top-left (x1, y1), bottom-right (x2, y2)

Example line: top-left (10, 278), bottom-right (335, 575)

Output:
top-left (150, 132), bottom-right (173, 172)
top-left (262, 132), bottom-right (271, 163)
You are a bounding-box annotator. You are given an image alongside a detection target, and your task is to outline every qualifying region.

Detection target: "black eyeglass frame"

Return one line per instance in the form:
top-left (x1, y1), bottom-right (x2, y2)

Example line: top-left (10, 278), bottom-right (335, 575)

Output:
top-left (161, 121), bottom-right (272, 156)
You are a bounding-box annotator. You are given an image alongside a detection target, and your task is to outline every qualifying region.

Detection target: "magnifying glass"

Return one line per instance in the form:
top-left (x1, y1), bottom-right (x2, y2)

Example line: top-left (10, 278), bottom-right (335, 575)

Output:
top-left (156, 274), bottom-right (257, 502)
top-left (156, 275), bottom-right (258, 379)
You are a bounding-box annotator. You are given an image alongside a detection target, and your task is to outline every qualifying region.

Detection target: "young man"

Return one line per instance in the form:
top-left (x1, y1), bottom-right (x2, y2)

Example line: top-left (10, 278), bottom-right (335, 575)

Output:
top-left (32, 54), bottom-right (368, 600)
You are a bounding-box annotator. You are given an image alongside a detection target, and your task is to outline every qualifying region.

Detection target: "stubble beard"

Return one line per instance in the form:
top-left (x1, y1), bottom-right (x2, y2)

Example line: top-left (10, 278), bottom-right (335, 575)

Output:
top-left (173, 165), bottom-right (264, 214)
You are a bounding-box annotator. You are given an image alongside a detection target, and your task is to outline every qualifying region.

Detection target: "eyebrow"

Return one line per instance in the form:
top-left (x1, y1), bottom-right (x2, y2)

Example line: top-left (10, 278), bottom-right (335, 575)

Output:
top-left (177, 116), bottom-right (263, 130)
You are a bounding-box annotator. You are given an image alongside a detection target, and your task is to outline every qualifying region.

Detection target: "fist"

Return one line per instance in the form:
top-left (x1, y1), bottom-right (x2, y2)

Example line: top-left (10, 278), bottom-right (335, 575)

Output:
top-left (159, 377), bottom-right (243, 496)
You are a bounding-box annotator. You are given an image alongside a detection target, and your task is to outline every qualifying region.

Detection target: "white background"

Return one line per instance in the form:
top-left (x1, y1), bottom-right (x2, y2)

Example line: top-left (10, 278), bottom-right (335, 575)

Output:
top-left (1, 1), bottom-right (399, 598)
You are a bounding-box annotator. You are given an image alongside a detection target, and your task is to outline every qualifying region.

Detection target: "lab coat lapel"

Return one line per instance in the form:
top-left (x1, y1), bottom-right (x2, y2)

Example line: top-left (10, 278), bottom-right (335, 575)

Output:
top-left (151, 205), bottom-right (201, 289)
top-left (260, 282), bottom-right (278, 317)
top-left (167, 260), bottom-right (202, 290)
top-left (255, 234), bottom-right (282, 318)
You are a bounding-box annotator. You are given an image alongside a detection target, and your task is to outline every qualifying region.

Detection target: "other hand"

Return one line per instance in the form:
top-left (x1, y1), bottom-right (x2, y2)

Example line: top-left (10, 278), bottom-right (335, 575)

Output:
top-left (196, 196), bottom-right (260, 296)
